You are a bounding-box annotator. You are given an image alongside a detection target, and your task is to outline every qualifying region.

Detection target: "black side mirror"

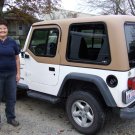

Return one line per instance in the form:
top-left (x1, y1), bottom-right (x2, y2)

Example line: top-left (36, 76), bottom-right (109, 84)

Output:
top-left (25, 54), bottom-right (30, 59)
top-left (21, 51), bottom-right (24, 58)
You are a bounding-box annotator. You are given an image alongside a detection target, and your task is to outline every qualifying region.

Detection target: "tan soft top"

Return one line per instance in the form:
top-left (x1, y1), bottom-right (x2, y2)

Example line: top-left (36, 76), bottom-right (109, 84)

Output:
top-left (29, 15), bottom-right (135, 71)
top-left (33, 15), bottom-right (135, 27)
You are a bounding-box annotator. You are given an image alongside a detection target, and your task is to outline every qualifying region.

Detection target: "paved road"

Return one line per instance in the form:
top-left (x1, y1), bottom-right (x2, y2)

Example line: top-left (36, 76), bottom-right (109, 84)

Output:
top-left (0, 94), bottom-right (135, 135)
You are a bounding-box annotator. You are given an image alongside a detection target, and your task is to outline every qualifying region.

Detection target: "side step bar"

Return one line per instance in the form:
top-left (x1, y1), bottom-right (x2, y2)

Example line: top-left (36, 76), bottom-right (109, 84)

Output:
top-left (17, 83), bottom-right (29, 90)
top-left (27, 90), bottom-right (61, 104)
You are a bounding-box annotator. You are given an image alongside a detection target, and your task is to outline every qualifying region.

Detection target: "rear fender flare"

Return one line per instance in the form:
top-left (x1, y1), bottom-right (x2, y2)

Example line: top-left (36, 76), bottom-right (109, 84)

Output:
top-left (58, 73), bottom-right (116, 107)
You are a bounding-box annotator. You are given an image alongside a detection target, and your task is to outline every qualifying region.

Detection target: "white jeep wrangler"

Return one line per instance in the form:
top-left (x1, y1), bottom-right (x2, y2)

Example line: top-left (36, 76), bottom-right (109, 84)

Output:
top-left (19, 15), bottom-right (135, 135)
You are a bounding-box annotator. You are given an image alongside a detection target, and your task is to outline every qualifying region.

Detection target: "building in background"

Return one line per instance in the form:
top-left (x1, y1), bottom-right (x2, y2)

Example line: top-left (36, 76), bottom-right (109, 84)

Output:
top-left (42, 9), bottom-right (92, 20)
top-left (4, 8), bottom-right (38, 47)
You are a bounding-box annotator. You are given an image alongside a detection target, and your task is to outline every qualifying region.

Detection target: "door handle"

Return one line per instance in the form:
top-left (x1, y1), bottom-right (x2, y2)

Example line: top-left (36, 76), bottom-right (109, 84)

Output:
top-left (49, 67), bottom-right (55, 71)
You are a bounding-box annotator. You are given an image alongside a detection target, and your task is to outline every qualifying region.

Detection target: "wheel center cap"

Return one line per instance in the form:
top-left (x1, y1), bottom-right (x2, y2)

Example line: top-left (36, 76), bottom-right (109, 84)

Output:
top-left (82, 111), bottom-right (86, 117)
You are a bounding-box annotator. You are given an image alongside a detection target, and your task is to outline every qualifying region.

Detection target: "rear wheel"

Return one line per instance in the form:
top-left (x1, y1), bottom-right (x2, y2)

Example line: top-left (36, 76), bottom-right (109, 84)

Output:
top-left (66, 91), bottom-right (106, 135)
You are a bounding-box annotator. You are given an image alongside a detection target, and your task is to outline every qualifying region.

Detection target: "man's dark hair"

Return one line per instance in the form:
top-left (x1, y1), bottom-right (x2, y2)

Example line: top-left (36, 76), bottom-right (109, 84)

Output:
top-left (0, 19), bottom-right (8, 27)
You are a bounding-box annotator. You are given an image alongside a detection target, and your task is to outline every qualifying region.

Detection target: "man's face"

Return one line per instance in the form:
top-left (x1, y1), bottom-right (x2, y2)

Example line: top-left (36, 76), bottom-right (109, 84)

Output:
top-left (0, 25), bottom-right (8, 38)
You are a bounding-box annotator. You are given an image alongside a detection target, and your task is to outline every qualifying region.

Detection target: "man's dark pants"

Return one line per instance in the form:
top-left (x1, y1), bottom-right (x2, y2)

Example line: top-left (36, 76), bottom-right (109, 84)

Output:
top-left (0, 71), bottom-right (16, 121)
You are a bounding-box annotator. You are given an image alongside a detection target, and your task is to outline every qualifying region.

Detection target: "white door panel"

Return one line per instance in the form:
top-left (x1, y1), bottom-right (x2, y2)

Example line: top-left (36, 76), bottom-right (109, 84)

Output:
top-left (25, 55), bottom-right (59, 86)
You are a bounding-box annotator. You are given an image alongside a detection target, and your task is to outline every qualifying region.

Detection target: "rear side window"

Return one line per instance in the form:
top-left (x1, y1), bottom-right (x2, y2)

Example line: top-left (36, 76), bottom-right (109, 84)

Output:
top-left (125, 23), bottom-right (135, 68)
top-left (67, 23), bottom-right (110, 65)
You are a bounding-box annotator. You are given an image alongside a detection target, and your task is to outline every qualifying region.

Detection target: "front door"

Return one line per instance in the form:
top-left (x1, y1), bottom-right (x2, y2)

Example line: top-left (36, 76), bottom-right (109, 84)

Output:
top-left (24, 25), bottom-right (60, 94)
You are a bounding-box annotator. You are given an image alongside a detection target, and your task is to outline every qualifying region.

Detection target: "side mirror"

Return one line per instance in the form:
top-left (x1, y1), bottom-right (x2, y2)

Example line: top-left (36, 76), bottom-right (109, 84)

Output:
top-left (21, 51), bottom-right (24, 58)
top-left (25, 54), bottom-right (29, 59)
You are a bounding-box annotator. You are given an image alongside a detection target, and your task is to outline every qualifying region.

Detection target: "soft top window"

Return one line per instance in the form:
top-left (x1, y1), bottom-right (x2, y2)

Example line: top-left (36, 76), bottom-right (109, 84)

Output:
top-left (67, 23), bottom-right (111, 65)
top-left (125, 23), bottom-right (135, 68)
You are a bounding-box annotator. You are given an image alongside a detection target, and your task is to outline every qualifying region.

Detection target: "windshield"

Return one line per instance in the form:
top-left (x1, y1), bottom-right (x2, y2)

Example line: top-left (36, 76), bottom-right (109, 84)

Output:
top-left (125, 23), bottom-right (135, 68)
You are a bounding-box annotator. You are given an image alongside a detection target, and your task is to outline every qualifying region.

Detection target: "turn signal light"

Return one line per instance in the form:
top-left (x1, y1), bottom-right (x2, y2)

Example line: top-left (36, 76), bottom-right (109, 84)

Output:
top-left (128, 77), bottom-right (135, 90)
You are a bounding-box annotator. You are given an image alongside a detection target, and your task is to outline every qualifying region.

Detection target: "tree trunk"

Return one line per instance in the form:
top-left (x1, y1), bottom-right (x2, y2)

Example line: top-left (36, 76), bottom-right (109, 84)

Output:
top-left (0, 0), bottom-right (4, 18)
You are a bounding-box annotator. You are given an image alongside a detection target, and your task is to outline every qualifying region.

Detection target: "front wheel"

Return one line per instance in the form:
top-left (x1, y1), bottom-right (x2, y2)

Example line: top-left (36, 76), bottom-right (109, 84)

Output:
top-left (66, 91), bottom-right (106, 135)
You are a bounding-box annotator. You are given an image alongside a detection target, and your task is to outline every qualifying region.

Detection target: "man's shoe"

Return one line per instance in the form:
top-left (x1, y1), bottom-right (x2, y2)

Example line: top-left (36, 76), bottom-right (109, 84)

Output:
top-left (7, 119), bottom-right (19, 127)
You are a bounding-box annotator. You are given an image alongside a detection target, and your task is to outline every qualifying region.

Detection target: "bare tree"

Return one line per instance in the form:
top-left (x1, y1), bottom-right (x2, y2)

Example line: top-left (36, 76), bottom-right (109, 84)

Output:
top-left (0, 0), bottom-right (61, 19)
top-left (78, 0), bottom-right (134, 15)
top-left (14, 0), bottom-right (61, 18)
top-left (0, 0), bottom-right (5, 17)
top-left (0, 0), bottom-right (17, 17)
top-left (128, 0), bottom-right (135, 15)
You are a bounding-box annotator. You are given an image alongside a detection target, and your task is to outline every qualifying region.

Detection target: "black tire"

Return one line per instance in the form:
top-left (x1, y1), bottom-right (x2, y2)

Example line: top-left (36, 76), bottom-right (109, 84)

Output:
top-left (66, 91), bottom-right (106, 135)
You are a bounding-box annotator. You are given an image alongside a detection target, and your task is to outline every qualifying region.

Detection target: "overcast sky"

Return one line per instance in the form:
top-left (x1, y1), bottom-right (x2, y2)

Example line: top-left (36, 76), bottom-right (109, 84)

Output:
top-left (4, 0), bottom-right (98, 15)
top-left (61, 0), bottom-right (99, 15)
top-left (61, 0), bottom-right (81, 12)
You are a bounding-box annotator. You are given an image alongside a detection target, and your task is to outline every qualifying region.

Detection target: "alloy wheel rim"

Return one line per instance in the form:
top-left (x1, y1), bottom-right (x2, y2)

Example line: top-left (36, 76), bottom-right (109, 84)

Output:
top-left (71, 100), bottom-right (94, 128)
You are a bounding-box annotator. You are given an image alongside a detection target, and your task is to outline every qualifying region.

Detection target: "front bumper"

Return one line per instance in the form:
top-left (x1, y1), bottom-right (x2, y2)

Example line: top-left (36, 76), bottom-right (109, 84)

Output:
top-left (120, 103), bottom-right (135, 119)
